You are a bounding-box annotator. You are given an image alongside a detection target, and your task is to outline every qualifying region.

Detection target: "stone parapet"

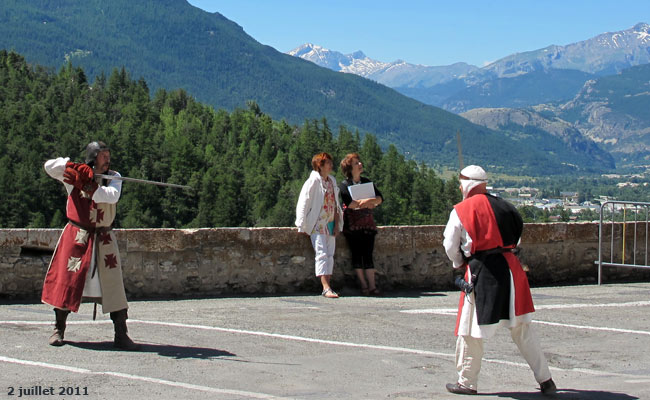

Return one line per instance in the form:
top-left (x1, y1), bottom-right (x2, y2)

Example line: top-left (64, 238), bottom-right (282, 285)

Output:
top-left (1, 223), bottom-right (648, 299)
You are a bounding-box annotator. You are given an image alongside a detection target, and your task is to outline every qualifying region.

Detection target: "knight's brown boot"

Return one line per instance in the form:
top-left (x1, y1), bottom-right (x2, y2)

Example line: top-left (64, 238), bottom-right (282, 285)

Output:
top-left (110, 309), bottom-right (141, 351)
top-left (48, 309), bottom-right (70, 346)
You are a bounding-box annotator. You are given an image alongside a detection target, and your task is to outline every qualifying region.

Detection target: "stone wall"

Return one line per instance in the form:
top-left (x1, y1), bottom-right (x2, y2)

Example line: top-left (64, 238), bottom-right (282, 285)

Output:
top-left (1, 223), bottom-right (649, 300)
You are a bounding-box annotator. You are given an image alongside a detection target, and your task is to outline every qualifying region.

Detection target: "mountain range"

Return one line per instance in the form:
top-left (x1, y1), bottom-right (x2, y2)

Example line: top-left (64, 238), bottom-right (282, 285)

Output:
top-left (290, 23), bottom-right (650, 112)
top-left (461, 63), bottom-right (650, 169)
top-left (0, 0), bottom-right (624, 174)
top-left (290, 24), bottom-right (650, 169)
top-left (288, 43), bottom-right (479, 89)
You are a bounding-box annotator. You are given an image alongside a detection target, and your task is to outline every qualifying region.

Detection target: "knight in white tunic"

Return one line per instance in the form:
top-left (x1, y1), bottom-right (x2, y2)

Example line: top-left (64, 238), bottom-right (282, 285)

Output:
top-left (42, 141), bottom-right (140, 351)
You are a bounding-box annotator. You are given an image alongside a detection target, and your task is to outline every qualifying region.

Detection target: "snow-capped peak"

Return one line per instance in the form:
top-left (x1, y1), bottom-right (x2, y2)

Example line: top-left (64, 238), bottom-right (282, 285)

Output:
top-left (287, 43), bottom-right (388, 76)
top-left (287, 43), bottom-right (480, 87)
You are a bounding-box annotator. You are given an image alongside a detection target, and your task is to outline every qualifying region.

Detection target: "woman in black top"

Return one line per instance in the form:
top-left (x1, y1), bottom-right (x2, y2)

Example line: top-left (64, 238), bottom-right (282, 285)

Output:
top-left (339, 153), bottom-right (383, 296)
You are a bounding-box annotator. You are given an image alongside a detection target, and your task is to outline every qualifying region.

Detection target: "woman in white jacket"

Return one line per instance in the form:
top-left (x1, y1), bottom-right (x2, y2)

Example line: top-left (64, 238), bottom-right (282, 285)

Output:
top-left (295, 152), bottom-right (344, 298)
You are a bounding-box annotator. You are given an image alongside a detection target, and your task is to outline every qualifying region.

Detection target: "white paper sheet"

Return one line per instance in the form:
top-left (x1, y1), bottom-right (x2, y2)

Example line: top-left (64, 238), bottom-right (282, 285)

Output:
top-left (348, 182), bottom-right (376, 201)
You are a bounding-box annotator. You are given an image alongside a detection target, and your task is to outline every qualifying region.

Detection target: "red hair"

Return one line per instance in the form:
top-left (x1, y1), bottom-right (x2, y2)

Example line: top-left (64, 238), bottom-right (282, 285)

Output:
top-left (340, 153), bottom-right (360, 179)
top-left (311, 152), bottom-right (333, 172)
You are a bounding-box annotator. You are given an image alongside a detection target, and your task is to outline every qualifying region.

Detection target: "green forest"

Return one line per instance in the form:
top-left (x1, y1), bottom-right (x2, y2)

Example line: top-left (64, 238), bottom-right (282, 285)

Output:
top-left (0, 51), bottom-right (463, 229)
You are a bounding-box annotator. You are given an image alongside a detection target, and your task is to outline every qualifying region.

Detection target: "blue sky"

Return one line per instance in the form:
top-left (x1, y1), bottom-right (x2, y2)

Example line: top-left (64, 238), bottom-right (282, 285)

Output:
top-left (187, 0), bottom-right (649, 67)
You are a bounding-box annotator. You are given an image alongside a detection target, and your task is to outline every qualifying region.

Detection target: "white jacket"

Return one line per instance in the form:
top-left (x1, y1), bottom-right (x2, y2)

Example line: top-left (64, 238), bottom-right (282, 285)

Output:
top-left (295, 170), bottom-right (343, 234)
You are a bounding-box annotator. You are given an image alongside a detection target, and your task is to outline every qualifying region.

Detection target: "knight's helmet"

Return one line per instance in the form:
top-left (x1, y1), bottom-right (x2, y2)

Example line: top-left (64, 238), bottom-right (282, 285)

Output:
top-left (84, 141), bottom-right (109, 167)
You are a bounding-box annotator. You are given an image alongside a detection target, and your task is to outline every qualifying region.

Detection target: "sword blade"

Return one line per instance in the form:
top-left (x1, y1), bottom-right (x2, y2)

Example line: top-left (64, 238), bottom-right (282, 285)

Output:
top-left (96, 174), bottom-right (193, 190)
top-left (456, 130), bottom-right (464, 170)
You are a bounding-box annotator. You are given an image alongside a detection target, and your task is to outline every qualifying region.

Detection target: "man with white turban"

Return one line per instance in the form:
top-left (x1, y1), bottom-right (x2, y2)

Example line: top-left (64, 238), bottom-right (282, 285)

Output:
top-left (442, 165), bottom-right (556, 396)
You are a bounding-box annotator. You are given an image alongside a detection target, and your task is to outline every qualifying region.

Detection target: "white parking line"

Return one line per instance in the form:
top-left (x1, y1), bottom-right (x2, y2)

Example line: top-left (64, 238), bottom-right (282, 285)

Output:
top-left (126, 319), bottom-right (649, 379)
top-left (0, 320), bottom-right (113, 325)
top-left (535, 300), bottom-right (650, 310)
top-left (0, 355), bottom-right (292, 399)
top-left (3, 317), bottom-right (649, 381)
top-left (400, 300), bottom-right (650, 315)
top-left (400, 301), bottom-right (650, 335)
top-left (132, 319), bottom-right (455, 358)
top-left (533, 320), bottom-right (650, 336)
top-left (401, 308), bottom-right (457, 315)
top-left (139, 320), bottom-right (646, 379)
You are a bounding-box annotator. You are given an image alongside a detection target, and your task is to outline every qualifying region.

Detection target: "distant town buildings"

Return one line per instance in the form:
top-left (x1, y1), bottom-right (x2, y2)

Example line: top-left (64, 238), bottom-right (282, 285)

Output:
top-left (491, 169), bottom-right (649, 222)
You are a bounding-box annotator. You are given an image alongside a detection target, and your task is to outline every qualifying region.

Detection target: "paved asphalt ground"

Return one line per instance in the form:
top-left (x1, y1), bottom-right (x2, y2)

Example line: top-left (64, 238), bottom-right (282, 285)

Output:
top-left (1, 283), bottom-right (649, 400)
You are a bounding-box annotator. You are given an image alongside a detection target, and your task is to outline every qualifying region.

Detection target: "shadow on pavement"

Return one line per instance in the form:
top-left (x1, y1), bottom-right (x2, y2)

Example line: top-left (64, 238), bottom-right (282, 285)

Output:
top-left (489, 389), bottom-right (639, 399)
top-left (66, 341), bottom-right (236, 359)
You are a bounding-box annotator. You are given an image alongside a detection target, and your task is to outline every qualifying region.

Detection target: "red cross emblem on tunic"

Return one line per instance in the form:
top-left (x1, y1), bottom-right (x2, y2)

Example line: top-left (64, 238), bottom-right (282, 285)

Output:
top-left (95, 208), bottom-right (105, 224)
top-left (104, 253), bottom-right (118, 269)
top-left (99, 232), bottom-right (112, 245)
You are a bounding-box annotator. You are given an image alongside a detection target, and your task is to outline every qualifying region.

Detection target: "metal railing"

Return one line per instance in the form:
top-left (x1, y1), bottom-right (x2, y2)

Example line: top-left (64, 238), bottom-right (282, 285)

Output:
top-left (597, 200), bottom-right (650, 284)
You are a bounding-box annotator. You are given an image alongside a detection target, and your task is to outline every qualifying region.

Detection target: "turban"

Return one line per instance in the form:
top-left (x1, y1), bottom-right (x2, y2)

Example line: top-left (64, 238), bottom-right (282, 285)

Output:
top-left (459, 165), bottom-right (487, 199)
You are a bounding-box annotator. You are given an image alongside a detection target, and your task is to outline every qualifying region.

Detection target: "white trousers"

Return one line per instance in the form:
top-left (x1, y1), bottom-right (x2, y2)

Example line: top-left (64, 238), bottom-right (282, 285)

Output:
top-left (455, 322), bottom-right (552, 391)
top-left (310, 233), bottom-right (336, 276)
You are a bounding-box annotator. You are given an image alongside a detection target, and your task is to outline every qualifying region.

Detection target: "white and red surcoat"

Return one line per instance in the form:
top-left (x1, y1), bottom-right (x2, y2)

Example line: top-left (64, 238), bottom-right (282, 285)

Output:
top-left (41, 158), bottom-right (128, 314)
top-left (443, 193), bottom-right (534, 338)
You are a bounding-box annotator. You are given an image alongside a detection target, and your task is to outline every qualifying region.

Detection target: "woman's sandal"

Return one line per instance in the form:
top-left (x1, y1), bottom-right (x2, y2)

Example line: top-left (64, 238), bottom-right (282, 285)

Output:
top-left (322, 288), bottom-right (339, 298)
top-left (368, 288), bottom-right (382, 297)
top-left (361, 287), bottom-right (370, 296)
